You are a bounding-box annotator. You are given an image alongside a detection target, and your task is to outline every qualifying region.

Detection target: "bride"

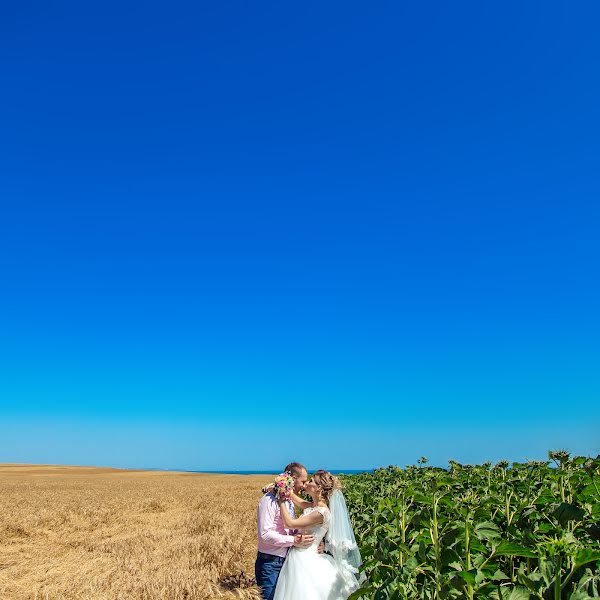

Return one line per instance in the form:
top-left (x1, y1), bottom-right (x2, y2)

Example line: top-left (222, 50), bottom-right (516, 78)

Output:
top-left (273, 470), bottom-right (362, 600)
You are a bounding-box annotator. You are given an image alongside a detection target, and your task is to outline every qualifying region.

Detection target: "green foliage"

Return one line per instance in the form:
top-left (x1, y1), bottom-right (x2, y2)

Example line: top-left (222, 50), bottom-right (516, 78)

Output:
top-left (341, 453), bottom-right (600, 599)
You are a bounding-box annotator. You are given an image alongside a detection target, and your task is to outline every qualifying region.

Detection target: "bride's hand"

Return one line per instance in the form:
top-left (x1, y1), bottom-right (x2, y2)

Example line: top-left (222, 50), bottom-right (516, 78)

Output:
top-left (293, 533), bottom-right (315, 548)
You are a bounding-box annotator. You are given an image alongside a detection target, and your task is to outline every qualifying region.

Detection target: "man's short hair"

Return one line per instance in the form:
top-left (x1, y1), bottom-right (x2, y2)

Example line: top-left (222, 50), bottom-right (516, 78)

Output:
top-left (284, 462), bottom-right (307, 477)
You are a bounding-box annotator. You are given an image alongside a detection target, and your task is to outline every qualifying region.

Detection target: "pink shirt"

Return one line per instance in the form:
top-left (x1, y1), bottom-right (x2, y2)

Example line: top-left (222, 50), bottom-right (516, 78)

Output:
top-left (257, 493), bottom-right (295, 558)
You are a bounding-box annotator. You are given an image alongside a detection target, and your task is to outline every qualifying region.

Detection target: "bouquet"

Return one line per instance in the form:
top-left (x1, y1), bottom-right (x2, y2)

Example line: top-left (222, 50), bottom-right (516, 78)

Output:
top-left (272, 472), bottom-right (294, 501)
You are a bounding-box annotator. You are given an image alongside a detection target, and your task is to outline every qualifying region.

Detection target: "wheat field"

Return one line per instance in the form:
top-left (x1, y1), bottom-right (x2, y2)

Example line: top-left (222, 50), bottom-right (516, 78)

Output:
top-left (0, 464), bottom-right (273, 600)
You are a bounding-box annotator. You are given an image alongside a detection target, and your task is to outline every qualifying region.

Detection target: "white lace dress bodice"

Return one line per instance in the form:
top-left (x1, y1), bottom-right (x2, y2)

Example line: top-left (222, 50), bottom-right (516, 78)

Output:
top-left (296, 506), bottom-right (330, 551)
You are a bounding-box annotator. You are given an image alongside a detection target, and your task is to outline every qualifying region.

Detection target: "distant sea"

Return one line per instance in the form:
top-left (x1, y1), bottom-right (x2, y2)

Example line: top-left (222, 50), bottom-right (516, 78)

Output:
top-left (189, 469), bottom-right (373, 475)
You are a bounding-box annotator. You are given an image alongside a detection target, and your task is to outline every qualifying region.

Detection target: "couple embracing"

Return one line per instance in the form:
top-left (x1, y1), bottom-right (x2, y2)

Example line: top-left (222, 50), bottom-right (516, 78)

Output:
top-left (255, 462), bottom-right (362, 600)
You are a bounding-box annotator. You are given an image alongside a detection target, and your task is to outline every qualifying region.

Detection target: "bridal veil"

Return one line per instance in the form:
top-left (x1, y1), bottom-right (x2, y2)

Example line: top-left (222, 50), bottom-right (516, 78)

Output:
top-left (325, 490), bottom-right (364, 595)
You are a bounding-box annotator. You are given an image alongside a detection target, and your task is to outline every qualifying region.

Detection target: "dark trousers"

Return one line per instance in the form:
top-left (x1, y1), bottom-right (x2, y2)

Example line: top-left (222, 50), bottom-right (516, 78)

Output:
top-left (255, 551), bottom-right (286, 600)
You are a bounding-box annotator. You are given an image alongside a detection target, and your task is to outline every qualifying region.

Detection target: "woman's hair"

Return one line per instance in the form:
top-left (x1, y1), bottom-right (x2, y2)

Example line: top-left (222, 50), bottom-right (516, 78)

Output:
top-left (312, 470), bottom-right (341, 504)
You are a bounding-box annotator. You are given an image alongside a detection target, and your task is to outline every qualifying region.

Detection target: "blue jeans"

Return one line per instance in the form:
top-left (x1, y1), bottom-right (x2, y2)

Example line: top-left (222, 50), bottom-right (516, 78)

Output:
top-left (255, 551), bottom-right (286, 600)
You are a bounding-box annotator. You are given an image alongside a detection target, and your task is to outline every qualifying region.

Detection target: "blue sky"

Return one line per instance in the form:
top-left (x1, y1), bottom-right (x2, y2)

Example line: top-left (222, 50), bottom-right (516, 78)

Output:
top-left (1, 1), bottom-right (599, 470)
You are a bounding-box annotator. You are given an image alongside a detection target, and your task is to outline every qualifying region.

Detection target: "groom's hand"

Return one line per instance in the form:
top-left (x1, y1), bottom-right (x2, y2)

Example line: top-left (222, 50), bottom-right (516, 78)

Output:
top-left (317, 541), bottom-right (325, 554)
top-left (293, 534), bottom-right (314, 548)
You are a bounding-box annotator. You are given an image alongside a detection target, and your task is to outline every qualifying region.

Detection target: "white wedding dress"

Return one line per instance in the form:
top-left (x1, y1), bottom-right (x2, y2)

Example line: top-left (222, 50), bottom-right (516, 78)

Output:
top-left (273, 506), bottom-right (355, 600)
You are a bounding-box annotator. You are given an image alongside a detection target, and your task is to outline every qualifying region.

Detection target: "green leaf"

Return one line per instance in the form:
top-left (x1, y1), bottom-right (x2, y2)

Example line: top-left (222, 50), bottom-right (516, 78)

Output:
top-left (509, 586), bottom-right (534, 600)
top-left (575, 572), bottom-right (598, 596)
top-left (569, 591), bottom-right (592, 600)
top-left (441, 527), bottom-right (461, 546)
top-left (475, 520), bottom-right (502, 541)
top-left (440, 547), bottom-right (461, 568)
top-left (580, 484), bottom-right (600, 501)
top-left (348, 587), bottom-right (375, 600)
top-left (539, 558), bottom-right (554, 586)
top-left (458, 570), bottom-right (477, 586)
top-left (553, 502), bottom-right (585, 526)
top-left (496, 586), bottom-right (533, 600)
top-left (519, 573), bottom-right (542, 594)
top-left (534, 493), bottom-right (555, 506)
top-left (587, 524), bottom-right (600, 542)
top-left (413, 492), bottom-right (430, 504)
top-left (495, 541), bottom-right (537, 558)
top-left (574, 549), bottom-right (600, 569)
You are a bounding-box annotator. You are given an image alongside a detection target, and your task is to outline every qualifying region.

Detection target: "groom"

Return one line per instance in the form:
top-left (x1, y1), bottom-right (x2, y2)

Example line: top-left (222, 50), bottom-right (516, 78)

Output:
top-left (255, 461), bottom-right (314, 600)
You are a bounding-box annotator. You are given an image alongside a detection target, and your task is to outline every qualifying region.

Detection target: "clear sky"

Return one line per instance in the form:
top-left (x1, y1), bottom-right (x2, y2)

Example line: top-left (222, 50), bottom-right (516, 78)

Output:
top-left (1, 1), bottom-right (599, 471)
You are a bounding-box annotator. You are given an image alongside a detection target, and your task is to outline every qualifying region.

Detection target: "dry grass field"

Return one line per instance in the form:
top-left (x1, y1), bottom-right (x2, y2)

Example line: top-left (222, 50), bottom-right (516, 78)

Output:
top-left (0, 464), bottom-right (273, 600)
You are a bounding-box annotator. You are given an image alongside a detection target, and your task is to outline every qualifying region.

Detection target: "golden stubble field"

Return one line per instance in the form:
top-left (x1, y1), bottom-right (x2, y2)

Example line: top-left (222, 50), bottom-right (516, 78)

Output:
top-left (0, 464), bottom-right (272, 600)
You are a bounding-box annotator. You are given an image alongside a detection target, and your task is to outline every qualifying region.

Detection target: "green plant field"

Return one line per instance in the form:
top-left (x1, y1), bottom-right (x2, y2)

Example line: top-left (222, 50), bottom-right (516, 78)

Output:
top-left (341, 451), bottom-right (600, 600)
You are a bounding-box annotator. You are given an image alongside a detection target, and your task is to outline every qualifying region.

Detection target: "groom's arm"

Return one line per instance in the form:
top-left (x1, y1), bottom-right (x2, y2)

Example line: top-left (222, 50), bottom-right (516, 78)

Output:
top-left (258, 496), bottom-right (295, 548)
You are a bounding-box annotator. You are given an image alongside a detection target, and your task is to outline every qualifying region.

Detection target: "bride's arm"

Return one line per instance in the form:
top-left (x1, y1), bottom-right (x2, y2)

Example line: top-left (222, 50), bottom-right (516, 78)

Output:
top-left (279, 501), bottom-right (323, 529)
top-left (290, 491), bottom-right (312, 510)
top-left (261, 486), bottom-right (311, 510)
